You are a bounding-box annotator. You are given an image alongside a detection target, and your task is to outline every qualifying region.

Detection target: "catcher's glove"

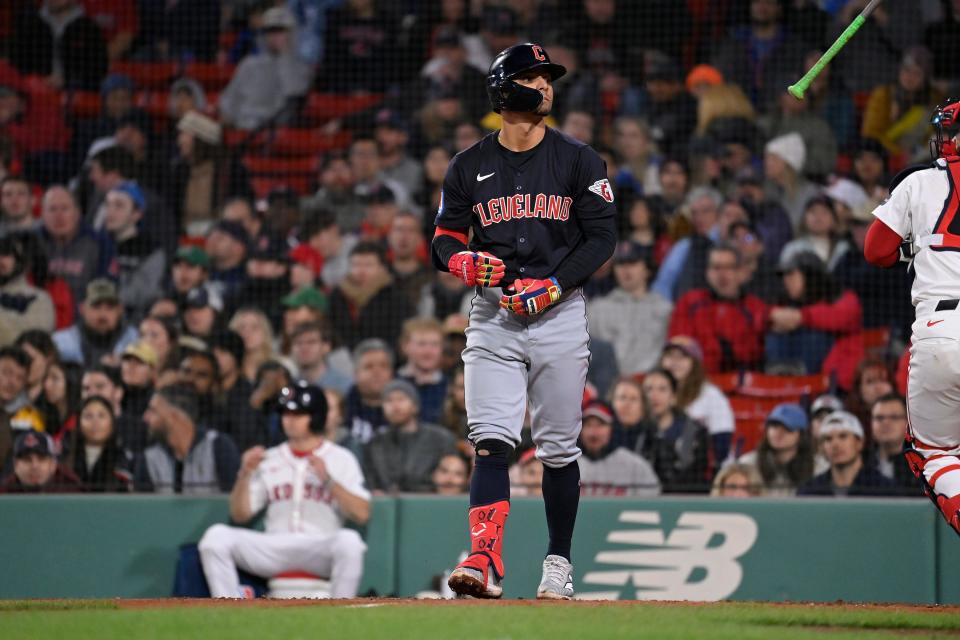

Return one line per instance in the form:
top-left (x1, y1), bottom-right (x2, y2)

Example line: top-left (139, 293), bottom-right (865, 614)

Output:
top-left (448, 251), bottom-right (506, 287)
top-left (500, 277), bottom-right (562, 315)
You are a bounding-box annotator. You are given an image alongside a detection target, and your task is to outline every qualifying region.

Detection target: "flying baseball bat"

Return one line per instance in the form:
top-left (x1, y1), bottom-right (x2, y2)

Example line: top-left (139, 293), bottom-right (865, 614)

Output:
top-left (788, 0), bottom-right (883, 100)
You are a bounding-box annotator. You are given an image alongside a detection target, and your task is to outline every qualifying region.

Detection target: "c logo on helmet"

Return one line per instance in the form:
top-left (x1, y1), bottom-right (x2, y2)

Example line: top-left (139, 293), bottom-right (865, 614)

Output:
top-left (532, 45), bottom-right (546, 62)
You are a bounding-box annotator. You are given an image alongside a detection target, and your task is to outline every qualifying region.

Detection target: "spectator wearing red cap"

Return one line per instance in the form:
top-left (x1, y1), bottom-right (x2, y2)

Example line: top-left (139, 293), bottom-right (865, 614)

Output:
top-left (635, 369), bottom-right (711, 493)
top-left (668, 244), bottom-right (768, 373)
top-left (587, 242), bottom-right (671, 375)
top-left (578, 401), bottom-right (660, 497)
top-left (659, 336), bottom-right (735, 465)
top-left (0, 429), bottom-right (82, 493)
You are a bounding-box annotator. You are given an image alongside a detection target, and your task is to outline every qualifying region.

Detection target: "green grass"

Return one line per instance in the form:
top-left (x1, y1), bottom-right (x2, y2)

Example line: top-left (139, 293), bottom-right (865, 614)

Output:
top-left (2, 601), bottom-right (960, 640)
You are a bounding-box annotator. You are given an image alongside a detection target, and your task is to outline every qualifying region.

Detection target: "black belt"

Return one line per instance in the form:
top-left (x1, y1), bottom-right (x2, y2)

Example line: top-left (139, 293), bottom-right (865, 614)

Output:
top-left (936, 299), bottom-right (960, 312)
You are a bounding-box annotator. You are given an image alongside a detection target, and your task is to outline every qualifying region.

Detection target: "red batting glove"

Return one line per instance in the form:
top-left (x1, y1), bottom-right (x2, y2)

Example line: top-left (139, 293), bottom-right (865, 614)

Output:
top-left (448, 251), bottom-right (506, 287)
top-left (499, 277), bottom-right (562, 315)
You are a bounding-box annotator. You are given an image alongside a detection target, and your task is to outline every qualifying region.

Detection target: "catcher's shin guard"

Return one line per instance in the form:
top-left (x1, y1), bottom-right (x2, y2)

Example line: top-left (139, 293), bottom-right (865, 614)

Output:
top-left (904, 441), bottom-right (960, 537)
top-left (448, 500), bottom-right (510, 597)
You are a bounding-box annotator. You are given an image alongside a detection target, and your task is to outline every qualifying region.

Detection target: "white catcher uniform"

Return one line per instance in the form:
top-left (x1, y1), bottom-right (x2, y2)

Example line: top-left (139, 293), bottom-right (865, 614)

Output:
top-left (198, 441), bottom-right (370, 598)
top-left (873, 158), bottom-right (960, 499)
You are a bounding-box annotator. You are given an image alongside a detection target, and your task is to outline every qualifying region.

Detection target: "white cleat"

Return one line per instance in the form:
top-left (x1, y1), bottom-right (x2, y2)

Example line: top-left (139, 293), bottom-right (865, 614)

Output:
top-left (536, 554), bottom-right (574, 600)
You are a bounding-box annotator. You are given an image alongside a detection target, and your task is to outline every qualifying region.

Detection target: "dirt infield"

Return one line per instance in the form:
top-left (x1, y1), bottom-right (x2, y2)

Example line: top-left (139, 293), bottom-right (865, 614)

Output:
top-left (102, 598), bottom-right (960, 614)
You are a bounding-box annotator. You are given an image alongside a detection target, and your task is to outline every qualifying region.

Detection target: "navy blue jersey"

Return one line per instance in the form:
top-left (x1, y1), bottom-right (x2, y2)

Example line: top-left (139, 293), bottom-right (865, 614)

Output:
top-left (432, 127), bottom-right (617, 287)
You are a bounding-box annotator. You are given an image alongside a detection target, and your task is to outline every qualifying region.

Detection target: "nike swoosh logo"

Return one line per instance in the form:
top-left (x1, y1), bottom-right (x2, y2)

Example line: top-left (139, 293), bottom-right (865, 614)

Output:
top-left (928, 319), bottom-right (945, 327)
top-left (477, 172), bottom-right (495, 182)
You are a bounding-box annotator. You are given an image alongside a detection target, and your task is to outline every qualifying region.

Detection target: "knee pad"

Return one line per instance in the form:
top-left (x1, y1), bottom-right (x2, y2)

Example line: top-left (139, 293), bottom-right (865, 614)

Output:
top-left (474, 439), bottom-right (513, 467)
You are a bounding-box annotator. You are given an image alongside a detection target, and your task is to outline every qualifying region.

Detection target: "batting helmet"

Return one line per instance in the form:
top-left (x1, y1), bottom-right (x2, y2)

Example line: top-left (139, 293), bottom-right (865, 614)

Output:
top-left (487, 43), bottom-right (566, 114)
top-left (278, 381), bottom-right (328, 435)
top-left (931, 98), bottom-right (960, 159)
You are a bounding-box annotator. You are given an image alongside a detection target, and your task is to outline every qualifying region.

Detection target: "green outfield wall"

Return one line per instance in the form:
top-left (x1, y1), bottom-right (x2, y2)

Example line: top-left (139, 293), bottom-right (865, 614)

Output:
top-left (1, 495), bottom-right (956, 603)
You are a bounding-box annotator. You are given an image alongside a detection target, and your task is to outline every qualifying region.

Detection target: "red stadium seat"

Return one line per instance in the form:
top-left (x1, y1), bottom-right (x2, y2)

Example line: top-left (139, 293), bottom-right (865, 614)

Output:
top-left (139, 91), bottom-right (170, 119)
top-left (301, 93), bottom-right (384, 123)
top-left (738, 372), bottom-right (829, 399)
top-left (862, 327), bottom-right (891, 356)
top-left (709, 371), bottom-right (741, 394)
top-left (732, 417), bottom-right (766, 457)
top-left (251, 176), bottom-right (313, 198)
top-left (243, 155), bottom-right (319, 175)
top-left (271, 128), bottom-right (352, 156)
top-left (66, 91), bottom-right (101, 119)
top-left (183, 62), bottom-right (236, 92)
top-left (110, 61), bottom-right (177, 89)
top-left (729, 395), bottom-right (786, 455)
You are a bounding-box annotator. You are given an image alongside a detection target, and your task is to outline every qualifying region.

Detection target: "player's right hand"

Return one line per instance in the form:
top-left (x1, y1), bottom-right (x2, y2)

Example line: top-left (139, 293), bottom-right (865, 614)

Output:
top-left (240, 446), bottom-right (266, 474)
top-left (448, 251), bottom-right (506, 287)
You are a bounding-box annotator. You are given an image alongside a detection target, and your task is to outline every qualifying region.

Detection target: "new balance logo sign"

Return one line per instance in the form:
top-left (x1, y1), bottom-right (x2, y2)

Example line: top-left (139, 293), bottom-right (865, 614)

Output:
top-left (588, 179), bottom-right (614, 203)
top-left (578, 511), bottom-right (758, 601)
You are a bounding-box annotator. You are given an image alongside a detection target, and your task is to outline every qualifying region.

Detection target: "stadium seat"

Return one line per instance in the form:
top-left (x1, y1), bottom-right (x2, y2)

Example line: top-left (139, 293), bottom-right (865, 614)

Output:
top-left (183, 62), bottom-right (236, 91)
top-left (271, 128), bottom-right (352, 156)
top-left (109, 61), bottom-right (177, 89)
top-left (243, 155), bottom-right (320, 175)
top-left (709, 371), bottom-right (741, 394)
top-left (65, 91), bottom-right (101, 119)
top-left (301, 92), bottom-right (384, 123)
top-left (732, 417), bottom-right (766, 457)
top-left (729, 395), bottom-right (786, 455)
top-left (267, 570), bottom-right (330, 599)
top-left (862, 327), bottom-right (891, 356)
top-left (737, 372), bottom-right (829, 399)
top-left (251, 176), bottom-right (313, 198)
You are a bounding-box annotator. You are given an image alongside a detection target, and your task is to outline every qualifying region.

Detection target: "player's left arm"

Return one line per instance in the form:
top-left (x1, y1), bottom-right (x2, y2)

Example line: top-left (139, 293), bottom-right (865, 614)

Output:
top-left (310, 454), bottom-right (371, 525)
top-left (552, 147), bottom-right (618, 289)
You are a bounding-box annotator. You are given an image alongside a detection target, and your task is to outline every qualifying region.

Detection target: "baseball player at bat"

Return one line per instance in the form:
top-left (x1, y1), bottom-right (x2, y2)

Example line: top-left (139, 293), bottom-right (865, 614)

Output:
top-left (198, 382), bottom-right (371, 598)
top-left (865, 98), bottom-right (960, 535)
top-left (431, 43), bottom-right (617, 599)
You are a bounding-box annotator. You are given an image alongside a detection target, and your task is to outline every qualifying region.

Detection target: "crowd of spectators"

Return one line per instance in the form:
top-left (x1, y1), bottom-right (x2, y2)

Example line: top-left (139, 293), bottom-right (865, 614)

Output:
top-left (0, 0), bottom-right (945, 498)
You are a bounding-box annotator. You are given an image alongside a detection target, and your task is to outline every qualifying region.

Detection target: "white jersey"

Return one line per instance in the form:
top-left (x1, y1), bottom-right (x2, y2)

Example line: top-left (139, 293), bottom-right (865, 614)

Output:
top-left (248, 441), bottom-right (370, 536)
top-left (873, 161), bottom-right (960, 311)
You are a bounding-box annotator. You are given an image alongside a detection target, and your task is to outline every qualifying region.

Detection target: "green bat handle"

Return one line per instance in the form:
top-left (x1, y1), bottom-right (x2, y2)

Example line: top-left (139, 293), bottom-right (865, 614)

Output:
top-left (788, 15), bottom-right (866, 100)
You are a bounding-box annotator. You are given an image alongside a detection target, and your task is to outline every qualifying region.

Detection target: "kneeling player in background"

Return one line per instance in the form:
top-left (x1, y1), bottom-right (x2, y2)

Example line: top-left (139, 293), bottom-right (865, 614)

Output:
top-left (198, 382), bottom-right (371, 598)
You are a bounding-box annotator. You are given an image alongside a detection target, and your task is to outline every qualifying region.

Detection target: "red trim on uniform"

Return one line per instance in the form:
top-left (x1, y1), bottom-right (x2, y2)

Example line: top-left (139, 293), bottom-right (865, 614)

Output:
top-left (434, 226), bottom-right (469, 244)
top-left (864, 219), bottom-right (903, 268)
top-left (912, 436), bottom-right (959, 451)
top-left (930, 464), bottom-right (960, 486)
top-left (273, 570), bottom-right (328, 580)
top-left (290, 449), bottom-right (312, 458)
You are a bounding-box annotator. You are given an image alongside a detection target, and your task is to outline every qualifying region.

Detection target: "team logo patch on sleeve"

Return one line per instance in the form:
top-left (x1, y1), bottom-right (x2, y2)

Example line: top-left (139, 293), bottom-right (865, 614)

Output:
top-left (588, 179), bottom-right (614, 203)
